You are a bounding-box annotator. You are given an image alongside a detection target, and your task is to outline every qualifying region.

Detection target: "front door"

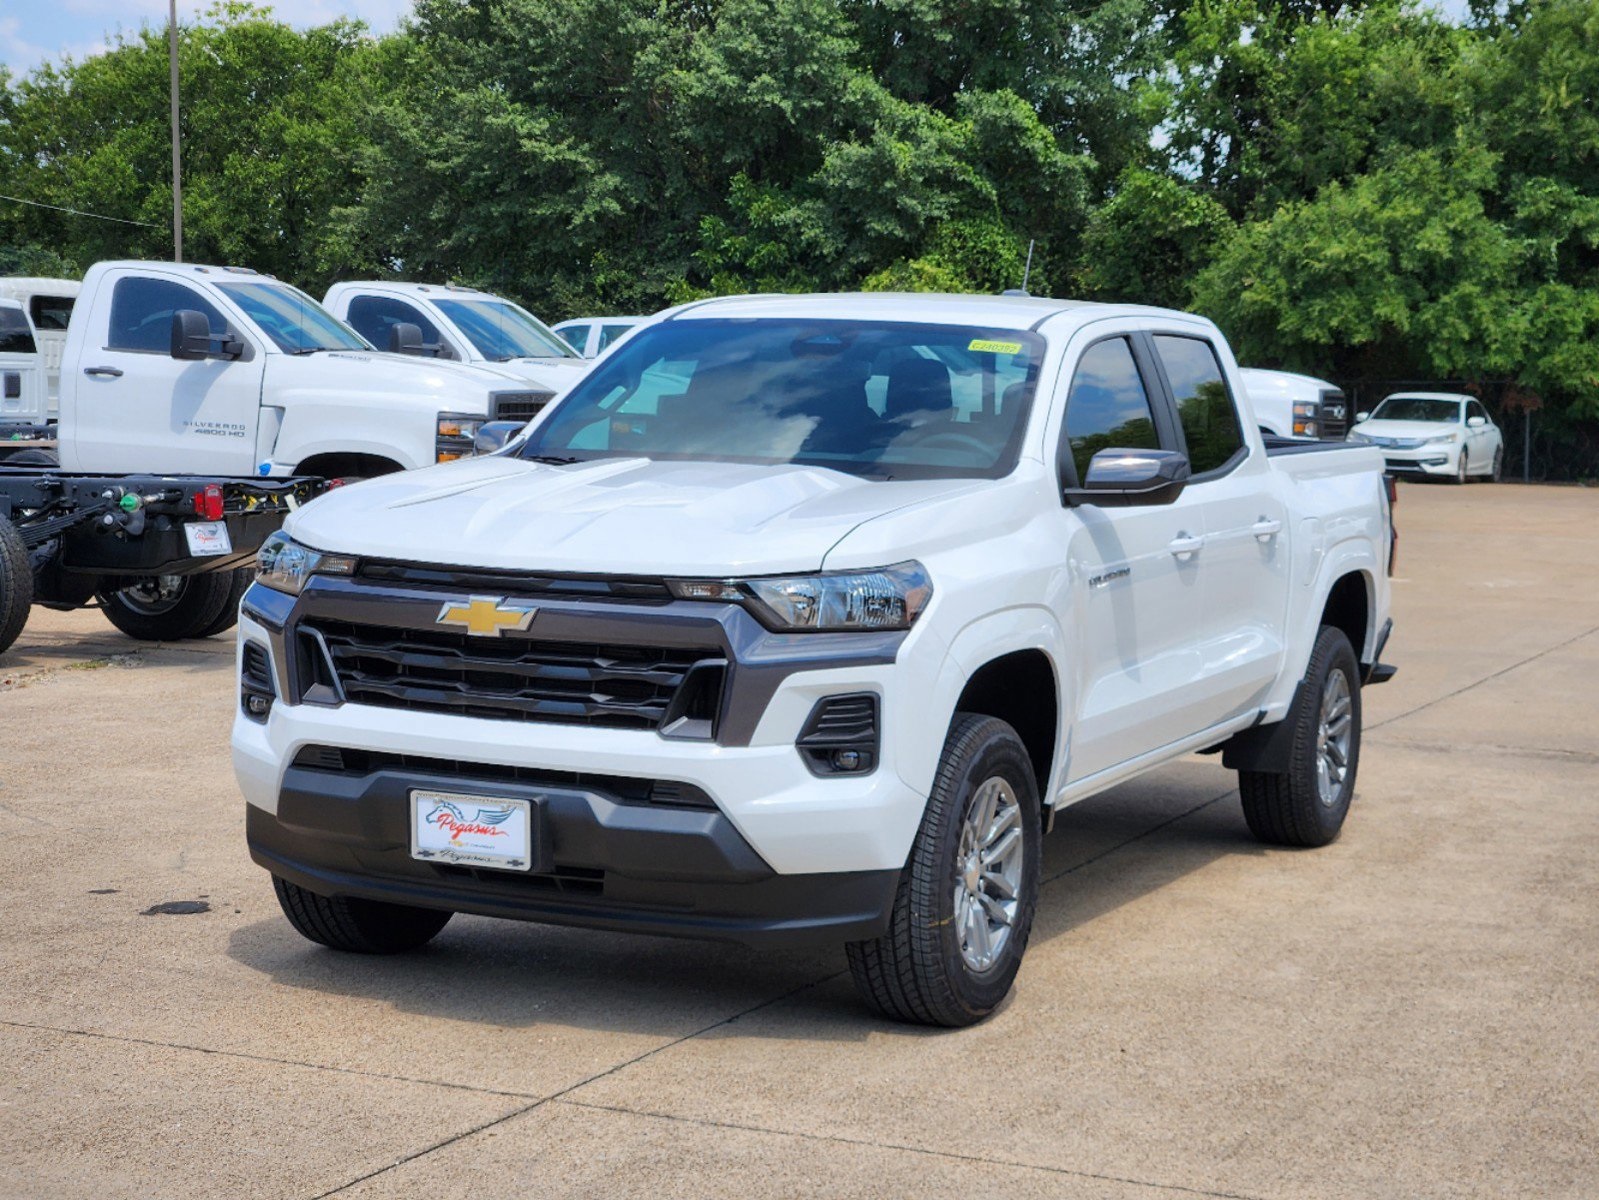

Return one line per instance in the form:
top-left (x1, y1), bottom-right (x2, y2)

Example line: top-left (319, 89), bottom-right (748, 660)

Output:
top-left (1050, 331), bottom-right (1209, 784)
top-left (67, 270), bottom-right (265, 475)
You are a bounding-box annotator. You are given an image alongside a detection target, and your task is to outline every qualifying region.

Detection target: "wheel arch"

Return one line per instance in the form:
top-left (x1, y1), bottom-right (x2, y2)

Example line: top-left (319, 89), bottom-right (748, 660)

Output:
top-left (293, 451), bottom-right (406, 482)
top-left (952, 649), bottom-right (1059, 807)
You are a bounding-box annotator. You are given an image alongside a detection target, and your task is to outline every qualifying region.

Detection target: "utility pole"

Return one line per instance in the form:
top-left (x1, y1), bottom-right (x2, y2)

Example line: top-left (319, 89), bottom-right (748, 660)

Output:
top-left (168, 0), bottom-right (183, 262)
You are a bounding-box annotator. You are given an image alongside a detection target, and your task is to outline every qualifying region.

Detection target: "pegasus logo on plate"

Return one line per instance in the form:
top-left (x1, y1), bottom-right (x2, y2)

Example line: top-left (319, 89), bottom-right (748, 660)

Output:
top-left (435, 596), bottom-right (538, 637)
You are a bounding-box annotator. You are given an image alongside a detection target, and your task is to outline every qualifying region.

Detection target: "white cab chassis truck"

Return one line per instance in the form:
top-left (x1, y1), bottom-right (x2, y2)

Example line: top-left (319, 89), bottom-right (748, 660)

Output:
top-left (1240, 367), bottom-right (1350, 441)
top-left (323, 281), bottom-right (588, 413)
top-left (234, 293), bottom-right (1396, 1026)
top-left (0, 276), bottom-right (79, 420)
top-left (54, 262), bottom-right (558, 480)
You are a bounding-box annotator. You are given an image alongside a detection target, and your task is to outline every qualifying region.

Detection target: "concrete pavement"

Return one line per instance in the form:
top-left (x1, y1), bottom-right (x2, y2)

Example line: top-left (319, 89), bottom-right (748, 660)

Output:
top-left (1, 481), bottom-right (1595, 1198)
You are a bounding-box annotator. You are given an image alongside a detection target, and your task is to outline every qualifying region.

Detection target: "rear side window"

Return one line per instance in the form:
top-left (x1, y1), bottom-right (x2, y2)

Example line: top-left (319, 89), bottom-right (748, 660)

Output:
top-left (107, 278), bottom-right (227, 352)
top-left (598, 323), bottom-right (633, 352)
top-left (1155, 335), bottom-right (1244, 475)
top-left (28, 295), bottom-right (75, 331)
top-left (0, 307), bottom-right (36, 354)
top-left (1062, 337), bottom-right (1161, 482)
top-left (346, 294), bottom-right (443, 350)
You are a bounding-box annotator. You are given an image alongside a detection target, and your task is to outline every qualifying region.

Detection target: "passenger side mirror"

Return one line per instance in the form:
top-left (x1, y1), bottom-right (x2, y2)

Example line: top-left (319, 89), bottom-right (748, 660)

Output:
top-left (473, 420), bottom-right (527, 455)
top-left (388, 322), bottom-right (425, 356)
top-left (1467, 415), bottom-right (1486, 428)
top-left (170, 309), bottom-right (242, 361)
top-left (1355, 411), bottom-right (1370, 423)
top-left (1063, 448), bottom-right (1190, 508)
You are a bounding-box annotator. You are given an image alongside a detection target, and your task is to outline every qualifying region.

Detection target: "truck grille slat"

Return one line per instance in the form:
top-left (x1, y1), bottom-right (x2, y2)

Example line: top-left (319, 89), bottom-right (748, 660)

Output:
top-left (302, 620), bottom-right (720, 732)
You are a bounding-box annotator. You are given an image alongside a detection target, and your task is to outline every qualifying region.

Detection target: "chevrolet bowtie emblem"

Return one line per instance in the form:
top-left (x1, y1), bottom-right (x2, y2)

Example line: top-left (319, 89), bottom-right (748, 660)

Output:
top-left (436, 596), bottom-right (538, 637)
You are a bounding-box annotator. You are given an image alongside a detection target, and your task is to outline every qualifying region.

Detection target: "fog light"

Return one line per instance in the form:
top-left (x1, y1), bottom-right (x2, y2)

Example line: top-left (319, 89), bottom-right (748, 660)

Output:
top-left (246, 694), bottom-right (271, 716)
top-left (832, 749), bottom-right (863, 772)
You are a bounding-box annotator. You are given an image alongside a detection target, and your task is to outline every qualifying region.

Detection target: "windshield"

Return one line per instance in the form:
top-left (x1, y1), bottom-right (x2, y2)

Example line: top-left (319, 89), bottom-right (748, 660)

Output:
top-left (1371, 396), bottom-right (1461, 423)
top-left (217, 282), bottom-right (369, 354)
top-left (435, 298), bottom-right (579, 361)
top-left (519, 318), bottom-right (1044, 480)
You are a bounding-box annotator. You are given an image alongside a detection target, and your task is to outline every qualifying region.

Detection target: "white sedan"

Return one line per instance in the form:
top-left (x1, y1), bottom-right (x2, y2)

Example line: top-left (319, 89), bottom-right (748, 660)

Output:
top-left (1349, 392), bottom-right (1504, 483)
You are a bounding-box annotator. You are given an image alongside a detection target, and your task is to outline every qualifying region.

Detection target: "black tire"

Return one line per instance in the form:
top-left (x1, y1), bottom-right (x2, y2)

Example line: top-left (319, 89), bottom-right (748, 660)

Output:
top-left (1238, 626), bottom-right (1362, 848)
top-left (4, 448), bottom-right (58, 466)
top-left (191, 568), bottom-right (253, 639)
top-left (98, 571), bottom-right (236, 641)
top-left (0, 516), bottom-right (33, 657)
top-left (272, 875), bottom-right (452, 954)
top-left (1490, 446), bottom-right (1503, 483)
top-left (846, 714), bottom-right (1041, 1027)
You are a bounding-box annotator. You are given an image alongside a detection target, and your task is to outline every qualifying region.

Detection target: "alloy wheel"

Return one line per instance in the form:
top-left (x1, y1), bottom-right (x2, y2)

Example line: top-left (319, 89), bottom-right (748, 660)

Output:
top-left (953, 776), bottom-right (1025, 972)
top-left (1315, 669), bottom-right (1354, 807)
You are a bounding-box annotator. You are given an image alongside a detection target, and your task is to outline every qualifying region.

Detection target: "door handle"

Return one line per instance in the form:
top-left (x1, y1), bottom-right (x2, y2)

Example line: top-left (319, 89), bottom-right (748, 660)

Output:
top-left (83, 366), bottom-right (124, 378)
top-left (1251, 517), bottom-right (1283, 541)
top-left (1168, 533), bottom-right (1205, 560)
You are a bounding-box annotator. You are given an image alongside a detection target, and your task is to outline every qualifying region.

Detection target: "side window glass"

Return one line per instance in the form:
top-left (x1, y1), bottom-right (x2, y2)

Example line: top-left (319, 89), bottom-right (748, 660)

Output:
top-left (1154, 335), bottom-right (1243, 475)
top-left (597, 323), bottom-right (633, 352)
top-left (0, 307), bottom-right (36, 354)
top-left (1468, 401), bottom-right (1488, 423)
top-left (1062, 337), bottom-right (1161, 482)
top-left (29, 296), bottom-right (75, 331)
top-left (346, 295), bottom-right (441, 349)
top-left (107, 278), bottom-right (226, 353)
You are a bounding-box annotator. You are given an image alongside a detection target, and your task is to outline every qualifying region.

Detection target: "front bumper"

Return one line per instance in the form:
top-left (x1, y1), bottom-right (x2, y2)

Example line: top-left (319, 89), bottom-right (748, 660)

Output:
top-left (234, 574), bottom-right (945, 939)
top-left (1374, 443), bottom-right (1460, 476)
top-left (247, 762), bottom-right (899, 946)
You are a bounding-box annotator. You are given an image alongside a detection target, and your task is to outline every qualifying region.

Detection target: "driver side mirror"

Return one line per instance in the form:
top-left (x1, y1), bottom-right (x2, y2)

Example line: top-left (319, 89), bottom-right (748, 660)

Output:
top-left (388, 322), bottom-right (425, 355)
top-left (1063, 448), bottom-right (1190, 508)
top-left (473, 420), bottom-right (527, 455)
top-left (170, 309), bottom-right (242, 361)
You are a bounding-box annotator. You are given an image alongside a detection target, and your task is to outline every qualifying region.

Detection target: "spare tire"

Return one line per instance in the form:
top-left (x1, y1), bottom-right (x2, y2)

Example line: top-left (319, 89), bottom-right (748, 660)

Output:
top-left (0, 515), bottom-right (32, 657)
top-left (98, 571), bottom-right (236, 641)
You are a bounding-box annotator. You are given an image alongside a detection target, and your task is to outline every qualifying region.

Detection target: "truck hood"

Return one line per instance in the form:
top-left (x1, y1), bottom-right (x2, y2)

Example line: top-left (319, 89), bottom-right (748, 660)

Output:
top-left (1352, 419), bottom-right (1460, 442)
top-left (286, 454), bottom-right (982, 577)
top-left (278, 349), bottom-right (514, 410)
top-left (467, 357), bottom-right (588, 395)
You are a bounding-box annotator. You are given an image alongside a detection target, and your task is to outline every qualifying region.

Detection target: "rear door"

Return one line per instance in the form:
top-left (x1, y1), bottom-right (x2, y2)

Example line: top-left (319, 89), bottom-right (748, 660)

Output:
top-left (1147, 332), bottom-right (1291, 723)
top-left (67, 270), bottom-right (266, 474)
top-left (1048, 328), bottom-right (1210, 783)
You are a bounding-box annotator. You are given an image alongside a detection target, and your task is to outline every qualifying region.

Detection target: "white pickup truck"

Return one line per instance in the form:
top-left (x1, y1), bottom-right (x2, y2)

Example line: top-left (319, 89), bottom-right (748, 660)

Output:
top-left (322, 281), bottom-right (587, 401)
top-left (1240, 367), bottom-right (1350, 441)
top-left (233, 293), bottom-right (1396, 1026)
top-left (41, 261), bottom-right (560, 479)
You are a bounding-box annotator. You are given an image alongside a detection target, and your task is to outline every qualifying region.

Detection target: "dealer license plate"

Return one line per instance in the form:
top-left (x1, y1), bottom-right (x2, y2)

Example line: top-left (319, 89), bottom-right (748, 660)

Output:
top-left (184, 521), bottom-right (233, 556)
top-left (410, 790), bottom-right (534, 872)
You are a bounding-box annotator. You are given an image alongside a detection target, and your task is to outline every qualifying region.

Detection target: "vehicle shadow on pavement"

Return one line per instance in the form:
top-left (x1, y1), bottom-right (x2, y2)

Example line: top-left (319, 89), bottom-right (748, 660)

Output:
top-left (223, 761), bottom-right (1264, 1039)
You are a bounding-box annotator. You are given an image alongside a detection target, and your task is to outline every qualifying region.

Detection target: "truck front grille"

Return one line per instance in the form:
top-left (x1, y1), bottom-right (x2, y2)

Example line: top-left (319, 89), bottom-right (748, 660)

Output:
top-left (491, 390), bottom-right (555, 422)
top-left (1319, 388), bottom-right (1349, 440)
top-left (301, 619), bottom-right (725, 732)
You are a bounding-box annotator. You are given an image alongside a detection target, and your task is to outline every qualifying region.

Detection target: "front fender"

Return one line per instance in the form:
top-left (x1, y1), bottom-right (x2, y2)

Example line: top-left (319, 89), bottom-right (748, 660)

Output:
top-left (271, 402), bottom-right (440, 473)
top-left (904, 605), bottom-right (1067, 800)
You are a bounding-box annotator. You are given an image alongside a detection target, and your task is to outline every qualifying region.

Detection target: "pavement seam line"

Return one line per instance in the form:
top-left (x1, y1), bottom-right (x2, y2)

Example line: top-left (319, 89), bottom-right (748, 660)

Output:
top-left (1042, 790), bottom-right (1234, 887)
top-left (556, 1097), bottom-right (1270, 1200)
top-left (1368, 623), bottom-right (1599, 732)
top-left (307, 970), bottom-right (846, 1199)
top-left (0, 1018), bottom-right (543, 1101)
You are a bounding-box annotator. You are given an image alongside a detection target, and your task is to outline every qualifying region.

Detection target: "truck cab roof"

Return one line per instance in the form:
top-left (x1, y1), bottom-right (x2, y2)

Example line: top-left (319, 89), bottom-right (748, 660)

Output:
top-left (659, 291), bottom-right (1194, 333)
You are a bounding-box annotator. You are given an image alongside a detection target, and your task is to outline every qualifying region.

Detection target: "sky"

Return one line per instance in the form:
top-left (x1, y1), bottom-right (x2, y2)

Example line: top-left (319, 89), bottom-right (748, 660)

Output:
top-left (3, 0), bottom-right (1478, 82)
top-left (2, 1), bottom-right (411, 79)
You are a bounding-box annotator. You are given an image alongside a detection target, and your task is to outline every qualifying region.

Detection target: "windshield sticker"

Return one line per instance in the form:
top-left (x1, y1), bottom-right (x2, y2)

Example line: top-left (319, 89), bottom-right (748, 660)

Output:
top-left (968, 338), bottom-right (1022, 355)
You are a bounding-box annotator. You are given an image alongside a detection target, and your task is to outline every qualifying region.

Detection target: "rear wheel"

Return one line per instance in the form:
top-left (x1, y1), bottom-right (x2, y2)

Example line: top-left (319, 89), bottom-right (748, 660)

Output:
top-left (272, 876), bottom-right (452, 954)
top-left (1238, 626), bottom-right (1362, 848)
top-left (190, 568), bottom-right (253, 639)
top-left (846, 714), bottom-right (1041, 1027)
top-left (98, 571), bottom-right (236, 641)
top-left (0, 516), bottom-right (32, 657)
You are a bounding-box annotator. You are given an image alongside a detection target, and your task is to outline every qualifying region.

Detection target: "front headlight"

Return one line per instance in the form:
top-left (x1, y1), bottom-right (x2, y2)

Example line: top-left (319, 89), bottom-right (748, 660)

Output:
top-left (669, 561), bottom-right (933, 631)
top-left (437, 412), bottom-right (487, 462)
top-left (1423, 432), bottom-right (1460, 445)
top-left (1347, 431), bottom-right (1373, 445)
top-left (1292, 401), bottom-right (1319, 438)
top-left (256, 531), bottom-right (356, 596)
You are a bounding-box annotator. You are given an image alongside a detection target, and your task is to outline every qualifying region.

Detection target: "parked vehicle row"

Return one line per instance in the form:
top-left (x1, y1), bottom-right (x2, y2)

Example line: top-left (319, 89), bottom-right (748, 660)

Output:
top-left (233, 291), bottom-right (1397, 1027)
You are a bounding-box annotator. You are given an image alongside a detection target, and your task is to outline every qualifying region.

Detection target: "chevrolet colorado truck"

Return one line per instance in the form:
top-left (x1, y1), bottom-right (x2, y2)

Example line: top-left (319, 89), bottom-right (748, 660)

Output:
top-left (25, 261), bottom-right (557, 478)
top-left (234, 293), bottom-right (1395, 1026)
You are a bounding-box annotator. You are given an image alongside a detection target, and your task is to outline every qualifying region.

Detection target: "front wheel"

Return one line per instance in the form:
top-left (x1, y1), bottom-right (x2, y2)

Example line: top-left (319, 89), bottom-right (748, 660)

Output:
top-left (98, 571), bottom-right (237, 641)
top-left (1454, 448), bottom-right (1469, 484)
top-left (1490, 446), bottom-right (1503, 483)
top-left (1238, 626), bottom-right (1362, 847)
top-left (273, 876), bottom-right (452, 954)
top-left (846, 714), bottom-right (1041, 1027)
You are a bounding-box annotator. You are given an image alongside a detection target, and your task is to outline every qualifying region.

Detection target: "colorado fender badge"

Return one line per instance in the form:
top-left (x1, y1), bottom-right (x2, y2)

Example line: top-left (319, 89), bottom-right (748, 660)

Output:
top-left (436, 596), bottom-right (539, 637)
